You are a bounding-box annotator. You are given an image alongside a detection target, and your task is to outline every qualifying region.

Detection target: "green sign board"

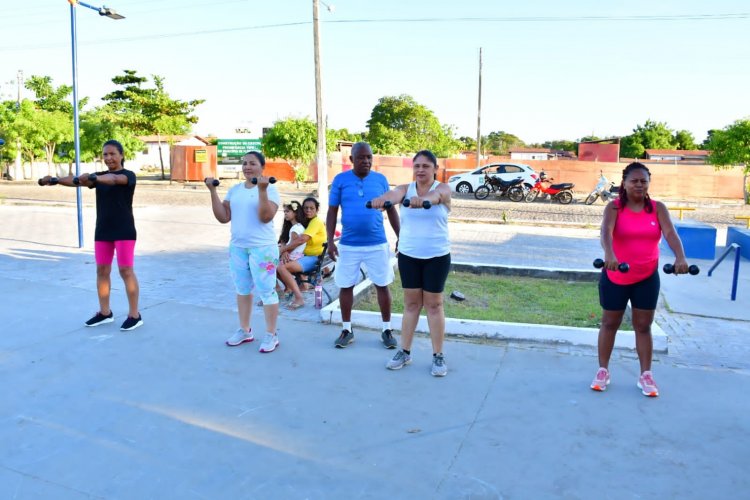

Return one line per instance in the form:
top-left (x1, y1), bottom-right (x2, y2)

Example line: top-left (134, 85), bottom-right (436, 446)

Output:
top-left (217, 138), bottom-right (262, 159)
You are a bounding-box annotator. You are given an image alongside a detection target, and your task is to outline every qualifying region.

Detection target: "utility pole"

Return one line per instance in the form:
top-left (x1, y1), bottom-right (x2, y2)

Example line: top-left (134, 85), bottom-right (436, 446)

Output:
top-left (475, 48), bottom-right (482, 169)
top-left (312, 0), bottom-right (328, 211)
top-left (14, 70), bottom-right (23, 181)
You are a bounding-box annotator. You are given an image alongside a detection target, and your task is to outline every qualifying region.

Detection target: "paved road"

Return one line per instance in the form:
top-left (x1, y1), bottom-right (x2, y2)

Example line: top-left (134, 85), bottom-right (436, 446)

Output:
top-left (1, 181), bottom-right (749, 499)
top-left (2, 179), bottom-right (747, 228)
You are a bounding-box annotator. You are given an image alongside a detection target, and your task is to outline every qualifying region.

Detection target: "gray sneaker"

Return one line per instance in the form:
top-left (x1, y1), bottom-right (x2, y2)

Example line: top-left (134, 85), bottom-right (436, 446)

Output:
top-left (431, 353), bottom-right (448, 377)
top-left (386, 349), bottom-right (411, 370)
top-left (335, 329), bottom-right (354, 348)
top-left (226, 328), bottom-right (254, 346)
top-left (259, 333), bottom-right (279, 353)
top-left (381, 329), bottom-right (398, 349)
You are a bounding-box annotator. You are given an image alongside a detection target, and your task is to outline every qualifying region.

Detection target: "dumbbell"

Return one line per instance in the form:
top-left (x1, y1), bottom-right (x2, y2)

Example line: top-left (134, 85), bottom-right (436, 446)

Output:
top-left (72, 174), bottom-right (97, 185)
top-left (663, 263), bottom-right (700, 275)
top-left (38, 177), bottom-right (59, 186)
top-left (593, 258), bottom-right (629, 273)
top-left (402, 198), bottom-right (431, 209)
top-left (251, 177), bottom-right (276, 184)
top-left (204, 178), bottom-right (220, 187)
top-left (366, 200), bottom-right (392, 209)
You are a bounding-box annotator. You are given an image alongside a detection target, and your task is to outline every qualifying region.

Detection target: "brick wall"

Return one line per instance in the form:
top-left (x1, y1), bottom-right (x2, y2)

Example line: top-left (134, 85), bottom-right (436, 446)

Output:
top-left (289, 155), bottom-right (746, 200)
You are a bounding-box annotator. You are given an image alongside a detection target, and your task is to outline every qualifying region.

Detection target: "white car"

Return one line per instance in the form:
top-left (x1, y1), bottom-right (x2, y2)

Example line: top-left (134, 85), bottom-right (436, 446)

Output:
top-left (447, 163), bottom-right (538, 194)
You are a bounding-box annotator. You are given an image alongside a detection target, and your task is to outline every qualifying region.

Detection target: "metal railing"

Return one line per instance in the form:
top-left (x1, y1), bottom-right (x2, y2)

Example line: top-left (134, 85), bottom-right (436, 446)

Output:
top-left (707, 243), bottom-right (742, 301)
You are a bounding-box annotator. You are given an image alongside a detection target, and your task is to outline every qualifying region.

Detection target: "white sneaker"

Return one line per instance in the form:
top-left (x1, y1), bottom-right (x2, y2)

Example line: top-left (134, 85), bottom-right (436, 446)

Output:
top-left (259, 333), bottom-right (279, 353)
top-left (226, 328), bottom-right (254, 347)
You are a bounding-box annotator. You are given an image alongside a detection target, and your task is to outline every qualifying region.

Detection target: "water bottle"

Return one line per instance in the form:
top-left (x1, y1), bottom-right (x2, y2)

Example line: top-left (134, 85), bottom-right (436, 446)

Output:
top-left (314, 284), bottom-right (323, 309)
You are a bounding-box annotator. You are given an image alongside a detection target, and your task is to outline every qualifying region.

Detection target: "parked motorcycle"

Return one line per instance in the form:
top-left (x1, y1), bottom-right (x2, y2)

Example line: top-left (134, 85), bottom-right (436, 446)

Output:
top-left (524, 171), bottom-right (575, 204)
top-left (474, 173), bottom-right (525, 202)
top-left (584, 171), bottom-right (620, 205)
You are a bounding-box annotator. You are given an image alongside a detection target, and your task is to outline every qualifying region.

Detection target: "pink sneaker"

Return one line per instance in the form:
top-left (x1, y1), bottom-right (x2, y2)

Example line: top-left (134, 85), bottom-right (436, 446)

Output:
top-left (590, 367), bottom-right (610, 392)
top-left (637, 371), bottom-right (659, 397)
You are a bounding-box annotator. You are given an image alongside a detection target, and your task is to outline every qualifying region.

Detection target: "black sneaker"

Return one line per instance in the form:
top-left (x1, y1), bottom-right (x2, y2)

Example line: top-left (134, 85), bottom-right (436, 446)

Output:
top-left (120, 314), bottom-right (143, 331)
top-left (85, 311), bottom-right (114, 327)
top-left (335, 329), bottom-right (354, 348)
top-left (381, 329), bottom-right (397, 349)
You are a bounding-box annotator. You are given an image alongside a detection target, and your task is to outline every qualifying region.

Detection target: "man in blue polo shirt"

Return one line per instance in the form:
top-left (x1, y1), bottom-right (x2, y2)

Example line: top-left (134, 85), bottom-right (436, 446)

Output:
top-left (326, 142), bottom-right (401, 349)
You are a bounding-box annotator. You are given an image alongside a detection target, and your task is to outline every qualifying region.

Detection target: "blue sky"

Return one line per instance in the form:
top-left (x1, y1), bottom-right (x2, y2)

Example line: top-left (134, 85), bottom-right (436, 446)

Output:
top-left (1, 0), bottom-right (748, 144)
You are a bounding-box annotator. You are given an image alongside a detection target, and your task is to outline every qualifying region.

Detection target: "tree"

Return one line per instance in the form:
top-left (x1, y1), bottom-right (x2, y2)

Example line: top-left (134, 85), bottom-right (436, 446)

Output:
top-left (673, 130), bottom-right (697, 150)
top-left (0, 101), bottom-right (20, 178)
top-left (366, 94), bottom-right (461, 157)
top-left (458, 136), bottom-right (476, 151)
top-left (102, 70), bottom-right (204, 179)
top-left (541, 139), bottom-right (577, 152)
top-left (330, 128), bottom-right (364, 143)
top-left (25, 75), bottom-right (88, 114)
top-left (620, 120), bottom-right (677, 159)
top-left (483, 131), bottom-right (525, 155)
top-left (704, 119), bottom-right (750, 203)
top-left (262, 117), bottom-right (336, 187)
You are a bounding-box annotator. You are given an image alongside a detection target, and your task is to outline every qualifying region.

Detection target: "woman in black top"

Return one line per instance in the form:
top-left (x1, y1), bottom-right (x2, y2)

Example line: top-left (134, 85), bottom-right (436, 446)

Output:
top-left (39, 139), bottom-right (143, 331)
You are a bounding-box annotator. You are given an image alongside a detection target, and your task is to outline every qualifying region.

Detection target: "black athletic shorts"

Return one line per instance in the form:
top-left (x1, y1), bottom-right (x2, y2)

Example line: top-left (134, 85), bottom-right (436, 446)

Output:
top-left (599, 269), bottom-right (660, 311)
top-left (397, 252), bottom-right (451, 293)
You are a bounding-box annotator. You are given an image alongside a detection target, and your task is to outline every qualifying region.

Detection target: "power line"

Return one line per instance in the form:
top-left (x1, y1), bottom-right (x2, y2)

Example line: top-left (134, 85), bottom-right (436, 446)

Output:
top-left (1, 12), bottom-right (748, 52)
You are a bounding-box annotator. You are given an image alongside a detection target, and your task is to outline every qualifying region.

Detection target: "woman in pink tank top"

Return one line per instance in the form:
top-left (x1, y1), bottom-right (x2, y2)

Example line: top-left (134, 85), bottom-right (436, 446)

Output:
top-left (590, 162), bottom-right (689, 397)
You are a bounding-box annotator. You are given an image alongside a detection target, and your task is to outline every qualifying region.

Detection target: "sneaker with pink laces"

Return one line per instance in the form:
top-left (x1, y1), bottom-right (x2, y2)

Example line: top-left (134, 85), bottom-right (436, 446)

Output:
top-left (637, 371), bottom-right (659, 397)
top-left (590, 367), bottom-right (610, 392)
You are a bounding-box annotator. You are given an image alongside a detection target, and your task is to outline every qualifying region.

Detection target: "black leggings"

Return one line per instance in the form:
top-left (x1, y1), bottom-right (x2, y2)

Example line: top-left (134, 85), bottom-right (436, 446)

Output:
top-left (397, 253), bottom-right (451, 293)
top-left (599, 269), bottom-right (660, 311)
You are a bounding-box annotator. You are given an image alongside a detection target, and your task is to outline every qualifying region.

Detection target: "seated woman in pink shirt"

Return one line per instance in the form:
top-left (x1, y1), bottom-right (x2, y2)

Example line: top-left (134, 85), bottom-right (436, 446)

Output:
top-left (591, 162), bottom-right (688, 397)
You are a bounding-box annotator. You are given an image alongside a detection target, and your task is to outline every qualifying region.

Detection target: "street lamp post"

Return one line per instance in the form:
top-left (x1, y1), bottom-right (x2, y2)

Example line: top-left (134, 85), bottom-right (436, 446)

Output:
top-left (312, 0), bottom-right (332, 211)
top-left (68, 0), bottom-right (124, 248)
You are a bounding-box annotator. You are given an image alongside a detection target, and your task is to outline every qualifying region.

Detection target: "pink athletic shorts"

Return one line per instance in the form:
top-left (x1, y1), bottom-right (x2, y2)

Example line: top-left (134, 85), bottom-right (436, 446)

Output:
top-left (94, 240), bottom-right (136, 267)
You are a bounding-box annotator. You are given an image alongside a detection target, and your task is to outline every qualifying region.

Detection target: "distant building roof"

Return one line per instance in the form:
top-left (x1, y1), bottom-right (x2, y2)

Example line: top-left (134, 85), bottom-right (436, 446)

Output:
top-left (509, 148), bottom-right (551, 153)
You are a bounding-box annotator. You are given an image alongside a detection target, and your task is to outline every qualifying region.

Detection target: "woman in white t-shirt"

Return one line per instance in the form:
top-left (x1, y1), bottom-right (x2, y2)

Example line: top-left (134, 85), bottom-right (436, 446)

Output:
top-left (368, 150), bottom-right (452, 377)
top-left (205, 151), bottom-right (281, 354)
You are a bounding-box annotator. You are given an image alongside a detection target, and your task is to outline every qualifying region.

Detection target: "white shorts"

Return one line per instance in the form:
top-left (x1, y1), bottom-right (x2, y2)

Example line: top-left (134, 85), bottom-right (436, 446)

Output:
top-left (335, 242), bottom-right (394, 288)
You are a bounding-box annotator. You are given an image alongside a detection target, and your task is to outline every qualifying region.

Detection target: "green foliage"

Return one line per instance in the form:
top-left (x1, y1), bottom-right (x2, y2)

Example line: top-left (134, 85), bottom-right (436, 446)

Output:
top-left (25, 75), bottom-right (88, 113)
top-left (0, 101), bottom-right (19, 167)
top-left (705, 119), bottom-right (750, 203)
top-left (77, 108), bottom-right (143, 165)
top-left (458, 136), bottom-right (477, 151)
top-left (577, 135), bottom-right (601, 143)
top-left (620, 120), bottom-right (677, 158)
top-left (357, 271), bottom-right (607, 329)
top-left (102, 70), bottom-right (204, 136)
top-left (262, 117), bottom-right (337, 185)
top-left (366, 94), bottom-right (461, 157)
top-left (483, 131), bottom-right (525, 155)
top-left (541, 139), bottom-right (577, 152)
top-left (330, 128), bottom-right (365, 143)
top-left (673, 129), bottom-right (697, 150)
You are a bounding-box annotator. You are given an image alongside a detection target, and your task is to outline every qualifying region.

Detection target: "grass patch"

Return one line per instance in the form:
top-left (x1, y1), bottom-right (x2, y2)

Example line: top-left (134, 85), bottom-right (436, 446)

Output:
top-left (356, 270), bottom-right (627, 329)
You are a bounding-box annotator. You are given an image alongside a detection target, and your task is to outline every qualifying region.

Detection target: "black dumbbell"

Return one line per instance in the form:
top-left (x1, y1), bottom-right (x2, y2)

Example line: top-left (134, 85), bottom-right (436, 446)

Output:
top-left (593, 258), bottom-right (629, 273)
top-left (402, 198), bottom-right (431, 209)
top-left (204, 178), bottom-right (220, 187)
top-left (75, 174), bottom-right (96, 185)
top-left (663, 263), bottom-right (700, 275)
top-left (39, 177), bottom-right (60, 186)
top-left (366, 200), bottom-right (392, 209)
top-left (251, 177), bottom-right (276, 184)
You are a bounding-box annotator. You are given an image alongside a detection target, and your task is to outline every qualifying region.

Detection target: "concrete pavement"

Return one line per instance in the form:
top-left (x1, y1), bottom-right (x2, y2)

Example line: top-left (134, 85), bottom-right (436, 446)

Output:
top-left (1, 203), bottom-right (749, 499)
